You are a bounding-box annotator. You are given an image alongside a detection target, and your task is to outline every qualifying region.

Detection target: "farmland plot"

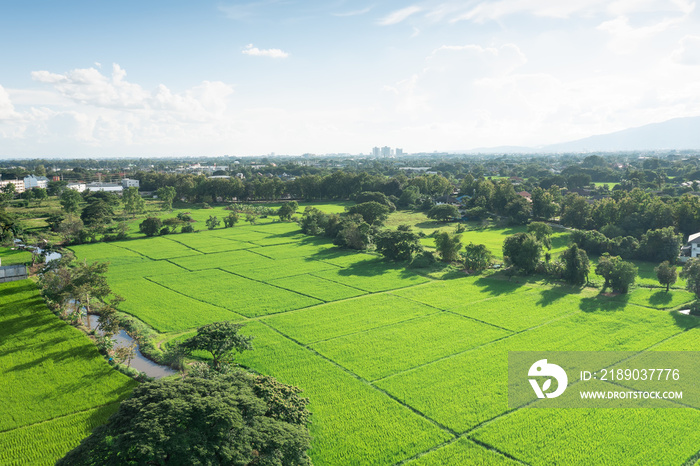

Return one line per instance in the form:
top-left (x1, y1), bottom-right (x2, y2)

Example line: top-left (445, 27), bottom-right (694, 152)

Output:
top-left (237, 321), bottom-right (452, 465)
top-left (264, 293), bottom-right (440, 344)
top-left (407, 437), bottom-right (519, 465)
top-left (222, 257), bottom-right (338, 281)
top-left (111, 278), bottom-right (243, 332)
top-left (269, 274), bottom-right (367, 302)
top-left (312, 312), bottom-right (511, 381)
top-left (149, 268), bottom-right (322, 317)
top-left (313, 258), bottom-right (429, 292)
top-left (470, 405), bottom-right (700, 465)
top-left (168, 249), bottom-right (273, 271)
top-left (0, 280), bottom-right (136, 465)
top-left (164, 233), bottom-right (255, 253)
top-left (112, 237), bottom-right (202, 260)
top-left (375, 303), bottom-right (697, 433)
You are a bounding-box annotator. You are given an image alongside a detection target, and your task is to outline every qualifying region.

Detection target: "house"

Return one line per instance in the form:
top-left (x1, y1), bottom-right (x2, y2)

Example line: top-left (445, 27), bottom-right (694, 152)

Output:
top-left (85, 182), bottom-right (123, 193)
top-left (679, 232), bottom-right (700, 262)
top-left (23, 175), bottom-right (49, 189)
top-left (517, 191), bottom-right (532, 202)
top-left (121, 178), bottom-right (140, 188)
top-left (0, 179), bottom-right (25, 193)
top-left (67, 182), bottom-right (87, 192)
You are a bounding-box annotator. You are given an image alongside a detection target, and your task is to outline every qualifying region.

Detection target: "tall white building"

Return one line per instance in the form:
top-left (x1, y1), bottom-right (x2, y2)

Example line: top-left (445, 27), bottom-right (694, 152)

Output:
top-left (381, 146), bottom-right (391, 157)
top-left (395, 148), bottom-right (404, 156)
top-left (372, 147), bottom-right (380, 157)
top-left (23, 175), bottom-right (49, 189)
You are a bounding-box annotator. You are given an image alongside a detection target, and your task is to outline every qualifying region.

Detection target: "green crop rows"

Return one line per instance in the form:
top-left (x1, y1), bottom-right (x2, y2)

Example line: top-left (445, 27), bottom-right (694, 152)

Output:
top-left (0, 280), bottom-right (136, 465)
top-left (54, 219), bottom-right (700, 465)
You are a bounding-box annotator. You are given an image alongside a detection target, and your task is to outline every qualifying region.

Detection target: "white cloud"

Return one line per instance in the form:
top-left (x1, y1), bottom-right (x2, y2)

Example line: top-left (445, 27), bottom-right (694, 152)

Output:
top-left (333, 7), bottom-right (372, 17)
top-left (241, 44), bottom-right (289, 58)
top-left (0, 85), bottom-right (18, 120)
top-left (672, 34), bottom-right (700, 65)
top-left (378, 6), bottom-right (423, 25)
top-left (597, 15), bottom-right (687, 54)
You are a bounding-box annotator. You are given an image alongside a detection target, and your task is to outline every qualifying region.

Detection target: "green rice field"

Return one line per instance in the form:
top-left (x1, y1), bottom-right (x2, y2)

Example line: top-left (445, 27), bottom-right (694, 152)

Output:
top-left (0, 280), bottom-right (137, 465)
top-left (17, 213), bottom-right (700, 465)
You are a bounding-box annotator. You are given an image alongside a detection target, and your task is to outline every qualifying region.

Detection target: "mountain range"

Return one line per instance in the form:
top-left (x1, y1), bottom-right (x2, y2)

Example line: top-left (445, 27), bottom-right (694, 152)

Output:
top-left (462, 116), bottom-right (700, 154)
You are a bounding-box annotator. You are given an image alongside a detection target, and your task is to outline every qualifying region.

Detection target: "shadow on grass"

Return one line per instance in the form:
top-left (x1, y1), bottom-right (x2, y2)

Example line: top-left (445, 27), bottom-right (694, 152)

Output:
top-left (536, 287), bottom-right (569, 307)
top-left (648, 290), bottom-right (673, 306)
top-left (473, 275), bottom-right (528, 295)
top-left (579, 293), bottom-right (629, 312)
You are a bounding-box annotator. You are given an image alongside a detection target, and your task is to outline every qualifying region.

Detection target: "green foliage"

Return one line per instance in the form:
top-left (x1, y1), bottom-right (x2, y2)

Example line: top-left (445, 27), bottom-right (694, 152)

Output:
top-left (397, 185), bottom-right (421, 208)
top-left (138, 216), bottom-right (162, 237)
top-left (503, 232), bottom-right (542, 274)
top-left (375, 226), bottom-right (423, 261)
top-left (434, 231), bottom-right (462, 262)
top-left (655, 260), bottom-right (678, 292)
top-left (156, 185), bottom-right (177, 210)
top-left (59, 189), bottom-right (82, 215)
top-left (346, 201), bottom-right (391, 225)
top-left (561, 243), bottom-right (590, 285)
top-left (355, 191), bottom-right (396, 211)
top-left (58, 374), bottom-right (312, 466)
top-left (278, 200), bottom-right (299, 221)
top-left (461, 243), bottom-right (493, 272)
top-left (638, 227), bottom-right (682, 263)
top-left (181, 321), bottom-right (253, 368)
top-left (681, 257), bottom-right (700, 298)
top-left (595, 253), bottom-right (637, 293)
top-left (527, 221), bottom-right (553, 249)
top-left (205, 214), bottom-right (221, 230)
top-left (427, 204), bottom-right (460, 222)
top-left (223, 211), bottom-right (239, 227)
top-left (122, 186), bottom-right (145, 216)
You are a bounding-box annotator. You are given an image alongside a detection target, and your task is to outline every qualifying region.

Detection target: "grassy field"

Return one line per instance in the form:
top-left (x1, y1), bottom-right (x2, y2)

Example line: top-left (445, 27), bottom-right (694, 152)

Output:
top-left (52, 210), bottom-right (700, 465)
top-left (0, 280), bottom-right (137, 465)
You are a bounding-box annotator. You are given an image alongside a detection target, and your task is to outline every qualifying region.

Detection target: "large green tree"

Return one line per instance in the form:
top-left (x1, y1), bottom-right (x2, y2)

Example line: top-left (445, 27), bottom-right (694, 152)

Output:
top-left (60, 189), bottom-right (82, 215)
top-left (156, 186), bottom-right (177, 211)
top-left (434, 232), bottom-right (462, 262)
top-left (681, 258), bottom-right (700, 298)
top-left (278, 200), bottom-right (299, 221)
top-left (122, 186), bottom-right (146, 217)
top-left (375, 225), bottom-right (423, 262)
top-left (346, 201), bottom-right (390, 225)
top-left (503, 232), bottom-right (542, 274)
top-left (655, 260), bottom-right (678, 292)
top-left (181, 321), bottom-right (253, 369)
top-left (595, 253), bottom-right (637, 293)
top-left (57, 373), bottom-right (312, 466)
top-left (561, 244), bottom-right (590, 285)
top-left (462, 243), bottom-right (493, 272)
top-left (427, 204), bottom-right (460, 222)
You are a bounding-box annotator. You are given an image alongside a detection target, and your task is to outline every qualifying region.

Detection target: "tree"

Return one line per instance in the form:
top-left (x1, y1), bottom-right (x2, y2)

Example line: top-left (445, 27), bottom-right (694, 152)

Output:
top-left (278, 201), bottom-right (299, 221)
top-left (122, 186), bottom-right (145, 217)
top-left (205, 215), bottom-right (221, 230)
top-left (561, 244), bottom-right (590, 285)
top-left (681, 258), bottom-right (700, 298)
top-left (503, 233), bottom-right (542, 274)
top-left (638, 227), bottom-right (682, 264)
top-left (527, 222), bottom-right (553, 250)
top-left (531, 187), bottom-right (557, 220)
top-left (57, 374), bottom-right (312, 466)
top-left (397, 185), bottom-right (420, 209)
top-left (60, 189), bottom-right (82, 215)
top-left (505, 197), bottom-right (531, 224)
top-left (655, 261), bottom-right (678, 292)
top-left (427, 204), bottom-right (460, 222)
top-left (595, 253), bottom-right (637, 293)
top-left (346, 201), bottom-right (390, 225)
top-left (333, 214), bottom-right (373, 250)
top-left (181, 321), bottom-right (253, 369)
top-left (156, 186), bottom-right (177, 211)
top-left (33, 187), bottom-right (48, 204)
top-left (355, 191), bottom-right (396, 211)
top-left (560, 194), bottom-right (592, 229)
top-left (245, 212), bottom-right (258, 225)
top-left (223, 211), bottom-right (239, 228)
top-left (80, 199), bottom-right (114, 228)
top-left (375, 226), bottom-right (423, 261)
top-left (139, 217), bottom-right (163, 237)
top-left (434, 232), bottom-right (462, 262)
top-left (461, 243), bottom-right (493, 272)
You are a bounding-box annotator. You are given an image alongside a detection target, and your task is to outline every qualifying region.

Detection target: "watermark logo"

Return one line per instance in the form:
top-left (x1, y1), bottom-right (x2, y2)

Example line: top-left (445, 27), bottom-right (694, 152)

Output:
top-left (528, 359), bottom-right (568, 399)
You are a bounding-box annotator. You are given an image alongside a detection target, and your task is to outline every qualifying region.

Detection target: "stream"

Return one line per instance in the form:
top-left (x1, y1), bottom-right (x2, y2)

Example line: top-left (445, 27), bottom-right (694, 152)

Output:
top-left (83, 314), bottom-right (177, 379)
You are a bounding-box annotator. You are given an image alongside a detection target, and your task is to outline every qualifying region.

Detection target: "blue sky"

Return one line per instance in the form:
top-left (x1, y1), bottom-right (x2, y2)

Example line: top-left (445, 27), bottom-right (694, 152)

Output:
top-left (1, 0), bottom-right (700, 157)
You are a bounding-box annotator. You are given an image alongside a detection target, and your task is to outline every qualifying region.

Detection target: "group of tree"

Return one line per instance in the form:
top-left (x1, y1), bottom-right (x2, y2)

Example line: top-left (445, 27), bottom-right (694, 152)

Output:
top-left (58, 321), bottom-right (312, 465)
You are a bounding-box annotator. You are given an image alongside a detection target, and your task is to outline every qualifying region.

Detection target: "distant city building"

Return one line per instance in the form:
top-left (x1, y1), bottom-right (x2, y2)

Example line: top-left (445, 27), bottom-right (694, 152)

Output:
top-left (372, 147), bottom-right (380, 157)
top-left (85, 182), bottom-right (123, 193)
top-left (395, 148), bottom-right (404, 156)
top-left (121, 178), bottom-right (140, 188)
top-left (0, 179), bottom-right (25, 193)
top-left (67, 182), bottom-right (87, 192)
top-left (381, 146), bottom-right (391, 158)
top-left (23, 175), bottom-right (49, 189)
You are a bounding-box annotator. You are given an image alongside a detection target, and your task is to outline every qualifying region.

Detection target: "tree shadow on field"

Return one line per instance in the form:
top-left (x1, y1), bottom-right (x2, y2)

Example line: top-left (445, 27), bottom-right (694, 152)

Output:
top-left (473, 275), bottom-right (528, 296)
top-left (536, 287), bottom-right (569, 307)
top-left (648, 290), bottom-right (673, 307)
top-left (579, 293), bottom-right (629, 312)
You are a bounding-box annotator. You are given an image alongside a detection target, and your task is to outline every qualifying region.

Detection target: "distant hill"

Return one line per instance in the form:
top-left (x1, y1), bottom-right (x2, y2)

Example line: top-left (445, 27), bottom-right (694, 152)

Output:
top-left (542, 116), bottom-right (700, 152)
top-left (455, 116), bottom-right (700, 154)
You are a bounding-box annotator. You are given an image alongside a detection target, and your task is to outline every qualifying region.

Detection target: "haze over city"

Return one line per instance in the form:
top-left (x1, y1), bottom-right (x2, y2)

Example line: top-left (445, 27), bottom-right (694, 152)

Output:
top-left (2, 0), bottom-right (700, 157)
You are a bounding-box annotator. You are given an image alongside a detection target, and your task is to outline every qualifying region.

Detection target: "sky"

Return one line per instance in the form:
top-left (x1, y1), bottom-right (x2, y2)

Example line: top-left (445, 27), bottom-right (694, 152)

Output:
top-left (1, 0), bottom-right (700, 158)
